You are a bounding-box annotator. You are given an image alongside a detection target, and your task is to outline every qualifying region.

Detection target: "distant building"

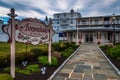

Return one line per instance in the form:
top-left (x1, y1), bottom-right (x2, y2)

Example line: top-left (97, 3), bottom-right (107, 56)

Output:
top-left (52, 10), bottom-right (120, 44)
top-left (52, 9), bottom-right (81, 42)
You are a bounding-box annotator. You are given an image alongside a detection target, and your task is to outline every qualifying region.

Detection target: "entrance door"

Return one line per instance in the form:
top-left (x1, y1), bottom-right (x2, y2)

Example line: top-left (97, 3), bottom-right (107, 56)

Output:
top-left (86, 34), bottom-right (93, 42)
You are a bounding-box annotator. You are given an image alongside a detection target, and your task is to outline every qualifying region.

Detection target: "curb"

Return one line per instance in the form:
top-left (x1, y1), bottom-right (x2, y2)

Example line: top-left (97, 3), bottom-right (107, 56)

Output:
top-left (97, 46), bottom-right (120, 76)
top-left (47, 46), bottom-right (80, 80)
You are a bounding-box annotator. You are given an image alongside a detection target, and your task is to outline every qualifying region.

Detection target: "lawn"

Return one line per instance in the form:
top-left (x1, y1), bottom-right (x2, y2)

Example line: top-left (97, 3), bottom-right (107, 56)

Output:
top-left (0, 42), bottom-right (44, 57)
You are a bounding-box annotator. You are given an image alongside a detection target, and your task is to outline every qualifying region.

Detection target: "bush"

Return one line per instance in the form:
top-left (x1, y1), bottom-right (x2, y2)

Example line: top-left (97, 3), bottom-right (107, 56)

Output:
top-left (18, 69), bottom-right (30, 75)
top-left (30, 48), bottom-right (43, 57)
top-left (25, 52), bottom-right (35, 61)
top-left (52, 42), bottom-right (61, 51)
top-left (7, 51), bottom-right (35, 64)
top-left (0, 73), bottom-right (13, 80)
top-left (26, 64), bottom-right (40, 72)
top-left (7, 52), bottom-right (25, 64)
top-left (117, 57), bottom-right (120, 60)
top-left (3, 67), bottom-right (20, 73)
top-left (107, 47), bottom-right (120, 58)
top-left (4, 64), bottom-right (40, 75)
top-left (61, 47), bottom-right (74, 58)
top-left (38, 56), bottom-right (58, 66)
top-left (0, 55), bottom-right (8, 67)
top-left (99, 45), bottom-right (109, 50)
top-left (3, 67), bottom-right (10, 73)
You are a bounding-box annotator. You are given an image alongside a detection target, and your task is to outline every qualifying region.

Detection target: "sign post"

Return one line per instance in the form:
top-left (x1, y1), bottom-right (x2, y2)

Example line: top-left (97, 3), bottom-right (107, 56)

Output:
top-left (7, 8), bottom-right (17, 78)
top-left (48, 19), bottom-right (52, 64)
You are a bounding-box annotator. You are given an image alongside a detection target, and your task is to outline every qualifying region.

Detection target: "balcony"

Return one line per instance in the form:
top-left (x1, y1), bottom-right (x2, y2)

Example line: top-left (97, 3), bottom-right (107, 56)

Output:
top-left (104, 21), bottom-right (110, 25)
top-left (60, 23), bottom-right (69, 26)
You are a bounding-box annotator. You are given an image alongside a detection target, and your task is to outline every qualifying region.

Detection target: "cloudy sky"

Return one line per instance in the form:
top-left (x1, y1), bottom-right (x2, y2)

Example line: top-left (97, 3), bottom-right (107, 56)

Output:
top-left (0, 0), bottom-right (120, 23)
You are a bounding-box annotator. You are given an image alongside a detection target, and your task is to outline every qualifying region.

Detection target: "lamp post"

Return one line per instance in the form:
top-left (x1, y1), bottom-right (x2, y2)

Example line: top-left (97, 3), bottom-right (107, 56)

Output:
top-left (112, 13), bottom-right (116, 45)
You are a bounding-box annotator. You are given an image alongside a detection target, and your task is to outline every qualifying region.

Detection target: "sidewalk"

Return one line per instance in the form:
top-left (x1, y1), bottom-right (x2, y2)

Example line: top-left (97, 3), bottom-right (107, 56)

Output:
top-left (52, 44), bottom-right (120, 80)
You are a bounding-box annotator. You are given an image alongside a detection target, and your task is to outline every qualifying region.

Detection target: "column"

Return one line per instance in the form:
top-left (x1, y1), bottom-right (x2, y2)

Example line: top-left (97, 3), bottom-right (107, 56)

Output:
top-left (79, 32), bottom-right (82, 44)
top-left (97, 32), bottom-right (101, 44)
top-left (119, 32), bottom-right (120, 43)
top-left (66, 32), bottom-right (68, 42)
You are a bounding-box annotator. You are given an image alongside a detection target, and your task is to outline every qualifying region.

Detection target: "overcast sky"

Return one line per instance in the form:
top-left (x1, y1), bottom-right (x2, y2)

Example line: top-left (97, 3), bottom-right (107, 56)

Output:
top-left (0, 0), bottom-right (120, 23)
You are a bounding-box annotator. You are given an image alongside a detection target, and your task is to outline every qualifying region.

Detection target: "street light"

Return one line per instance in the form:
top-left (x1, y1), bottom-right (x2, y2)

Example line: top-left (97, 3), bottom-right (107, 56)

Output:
top-left (112, 13), bottom-right (116, 45)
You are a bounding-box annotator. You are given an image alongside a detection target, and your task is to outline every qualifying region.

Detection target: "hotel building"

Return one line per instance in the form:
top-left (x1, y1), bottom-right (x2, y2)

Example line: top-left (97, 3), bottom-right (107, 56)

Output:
top-left (52, 9), bottom-right (120, 44)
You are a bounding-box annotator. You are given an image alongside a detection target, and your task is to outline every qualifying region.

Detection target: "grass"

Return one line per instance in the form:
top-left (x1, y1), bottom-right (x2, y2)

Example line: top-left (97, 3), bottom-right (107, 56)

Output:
top-left (0, 42), bottom-right (45, 57)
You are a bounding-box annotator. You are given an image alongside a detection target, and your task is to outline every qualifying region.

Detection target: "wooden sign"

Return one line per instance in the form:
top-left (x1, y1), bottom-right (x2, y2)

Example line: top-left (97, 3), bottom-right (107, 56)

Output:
top-left (16, 18), bottom-right (49, 45)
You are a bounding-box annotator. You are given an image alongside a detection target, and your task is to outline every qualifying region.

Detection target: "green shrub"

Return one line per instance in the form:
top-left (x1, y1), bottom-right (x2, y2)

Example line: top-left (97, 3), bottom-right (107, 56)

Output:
top-left (7, 51), bottom-right (35, 64)
top-left (26, 64), bottom-right (40, 72)
top-left (4, 64), bottom-right (40, 75)
top-left (30, 48), bottom-right (43, 56)
top-left (52, 42), bottom-right (61, 51)
top-left (61, 51), bottom-right (70, 58)
top-left (0, 73), bottom-right (13, 80)
top-left (107, 47), bottom-right (120, 58)
top-left (18, 69), bottom-right (30, 75)
top-left (99, 45), bottom-right (109, 50)
top-left (17, 64), bottom-right (40, 75)
top-left (7, 52), bottom-right (25, 64)
top-left (3, 67), bottom-right (10, 73)
top-left (117, 57), bottom-right (120, 60)
top-left (61, 47), bottom-right (74, 58)
top-left (0, 55), bottom-right (8, 67)
top-left (25, 52), bottom-right (35, 61)
top-left (38, 56), bottom-right (58, 66)
top-left (3, 67), bottom-right (20, 73)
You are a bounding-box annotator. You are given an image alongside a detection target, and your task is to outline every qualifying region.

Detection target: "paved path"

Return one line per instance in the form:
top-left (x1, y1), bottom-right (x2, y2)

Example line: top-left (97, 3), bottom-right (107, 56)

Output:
top-left (53, 44), bottom-right (120, 80)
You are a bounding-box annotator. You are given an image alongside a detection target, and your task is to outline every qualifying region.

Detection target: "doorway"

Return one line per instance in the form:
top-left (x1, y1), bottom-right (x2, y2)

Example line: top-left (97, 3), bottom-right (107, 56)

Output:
top-left (85, 34), bottom-right (93, 42)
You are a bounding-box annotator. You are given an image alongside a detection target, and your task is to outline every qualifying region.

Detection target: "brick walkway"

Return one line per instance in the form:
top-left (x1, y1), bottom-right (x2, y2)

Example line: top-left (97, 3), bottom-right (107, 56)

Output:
top-left (52, 44), bottom-right (120, 80)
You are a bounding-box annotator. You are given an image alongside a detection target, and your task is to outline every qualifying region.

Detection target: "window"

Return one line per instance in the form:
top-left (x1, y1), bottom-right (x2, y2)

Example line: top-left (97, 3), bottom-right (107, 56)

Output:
top-left (63, 19), bottom-right (66, 23)
top-left (82, 20), bottom-right (86, 25)
top-left (95, 20), bottom-right (99, 24)
top-left (57, 21), bottom-right (59, 24)
top-left (57, 15), bottom-right (59, 18)
top-left (116, 19), bottom-right (120, 24)
top-left (64, 13), bottom-right (66, 17)
top-left (71, 21), bottom-right (73, 24)
top-left (90, 20), bottom-right (92, 24)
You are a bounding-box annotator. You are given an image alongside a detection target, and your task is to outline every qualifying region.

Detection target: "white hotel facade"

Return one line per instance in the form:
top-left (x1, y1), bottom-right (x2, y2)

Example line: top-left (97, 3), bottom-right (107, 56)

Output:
top-left (52, 9), bottom-right (120, 44)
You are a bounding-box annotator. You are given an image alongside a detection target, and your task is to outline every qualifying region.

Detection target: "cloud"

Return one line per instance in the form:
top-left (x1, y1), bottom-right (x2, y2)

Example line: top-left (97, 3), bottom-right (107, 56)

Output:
top-left (0, 0), bottom-right (120, 22)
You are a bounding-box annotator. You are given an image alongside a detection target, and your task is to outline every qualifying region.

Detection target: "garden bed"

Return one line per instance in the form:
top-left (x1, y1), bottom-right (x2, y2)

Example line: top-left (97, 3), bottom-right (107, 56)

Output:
top-left (14, 57), bottom-right (66, 80)
top-left (0, 42), bottom-right (78, 80)
top-left (103, 53), bottom-right (120, 70)
top-left (99, 45), bottom-right (120, 70)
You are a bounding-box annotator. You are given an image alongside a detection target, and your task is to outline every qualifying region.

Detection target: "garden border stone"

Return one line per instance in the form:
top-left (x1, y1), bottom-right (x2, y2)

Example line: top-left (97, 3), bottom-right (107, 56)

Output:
top-left (97, 46), bottom-right (120, 76)
top-left (47, 46), bottom-right (80, 80)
